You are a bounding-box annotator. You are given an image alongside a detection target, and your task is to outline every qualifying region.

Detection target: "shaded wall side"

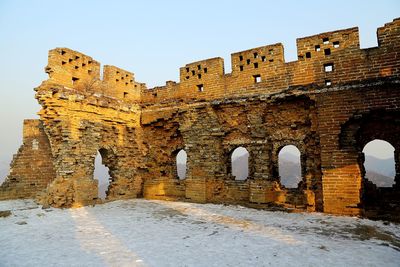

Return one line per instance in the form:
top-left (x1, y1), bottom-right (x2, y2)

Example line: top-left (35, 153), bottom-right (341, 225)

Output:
top-left (317, 85), bottom-right (400, 215)
top-left (0, 120), bottom-right (56, 200)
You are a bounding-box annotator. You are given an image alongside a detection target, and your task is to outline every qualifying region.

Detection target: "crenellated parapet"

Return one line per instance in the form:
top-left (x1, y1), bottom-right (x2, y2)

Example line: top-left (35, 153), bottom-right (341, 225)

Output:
top-left (102, 65), bottom-right (145, 101)
top-left (377, 18), bottom-right (400, 46)
top-left (44, 48), bottom-right (144, 102)
top-left (142, 18), bottom-right (400, 103)
top-left (41, 18), bottom-right (400, 105)
top-left (45, 48), bottom-right (101, 88)
top-left (296, 27), bottom-right (360, 61)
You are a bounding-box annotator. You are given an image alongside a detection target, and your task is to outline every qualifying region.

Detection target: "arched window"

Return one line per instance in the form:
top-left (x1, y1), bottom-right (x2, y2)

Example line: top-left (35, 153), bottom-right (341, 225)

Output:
top-left (362, 139), bottom-right (395, 187)
top-left (94, 151), bottom-right (110, 199)
top-left (278, 145), bottom-right (301, 188)
top-left (176, 149), bottom-right (187, 180)
top-left (231, 147), bottom-right (249, 180)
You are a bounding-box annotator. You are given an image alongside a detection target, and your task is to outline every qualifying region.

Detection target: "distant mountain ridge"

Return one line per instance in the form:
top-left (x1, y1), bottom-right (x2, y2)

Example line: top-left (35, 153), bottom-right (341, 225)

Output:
top-left (364, 155), bottom-right (395, 187)
top-left (365, 170), bottom-right (394, 187)
top-left (364, 155), bottom-right (395, 178)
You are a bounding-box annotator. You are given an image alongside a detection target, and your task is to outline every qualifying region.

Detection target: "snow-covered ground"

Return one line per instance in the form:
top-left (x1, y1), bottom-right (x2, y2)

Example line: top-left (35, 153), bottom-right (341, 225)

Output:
top-left (0, 199), bottom-right (399, 267)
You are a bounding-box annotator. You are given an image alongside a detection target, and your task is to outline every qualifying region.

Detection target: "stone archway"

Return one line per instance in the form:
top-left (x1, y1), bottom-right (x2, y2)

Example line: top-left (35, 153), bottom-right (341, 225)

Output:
top-left (175, 149), bottom-right (188, 180)
top-left (340, 109), bottom-right (400, 219)
top-left (272, 141), bottom-right (307, 189)
top-left (92, 147), bottom-right (118, 200)
top-left (94, 151), bottom-right (110, 199)
top-left (278, 145), bottom-right (302, 189)
top-left (362, 139), bottom-right (395, 188)
top-left (230, 146), bottom-right (249, 181)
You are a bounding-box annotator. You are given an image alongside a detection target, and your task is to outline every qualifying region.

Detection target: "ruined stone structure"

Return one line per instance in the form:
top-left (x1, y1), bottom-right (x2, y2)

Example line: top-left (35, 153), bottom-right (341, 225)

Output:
top-left (1, 19), bottom-right (400, 219)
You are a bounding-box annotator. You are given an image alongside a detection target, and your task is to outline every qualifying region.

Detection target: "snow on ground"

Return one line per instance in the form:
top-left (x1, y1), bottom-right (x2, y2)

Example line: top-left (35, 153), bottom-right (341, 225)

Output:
top-left (0, 199), bottom-right (399, 267)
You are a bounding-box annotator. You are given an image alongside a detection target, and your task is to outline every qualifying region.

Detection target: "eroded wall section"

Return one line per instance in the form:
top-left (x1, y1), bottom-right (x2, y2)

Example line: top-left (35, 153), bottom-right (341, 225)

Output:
top-left (0, 120), bottom-right (56, 200)
top-left (32, 48), bottom-right (147, 207)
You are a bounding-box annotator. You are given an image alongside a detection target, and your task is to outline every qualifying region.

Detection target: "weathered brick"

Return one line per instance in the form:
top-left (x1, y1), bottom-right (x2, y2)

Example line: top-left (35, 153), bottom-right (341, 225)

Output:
top-left (0, 18), bottom-right (399, 220)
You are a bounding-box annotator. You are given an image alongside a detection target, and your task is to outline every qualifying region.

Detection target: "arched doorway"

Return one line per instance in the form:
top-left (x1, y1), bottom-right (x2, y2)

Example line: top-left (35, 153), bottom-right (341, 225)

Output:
top-left (94, 150), bottom-right (111, 199)
top-left (176, 149), bottom-right (187, 180)
top-left (363, 139), bottom-right (395, 187)
top-left (339, 110), bottom-right (400, 219)
top-left (278, 145), bottom-right (301, 188)
top-left (231, 147), bottom-right (249, 181)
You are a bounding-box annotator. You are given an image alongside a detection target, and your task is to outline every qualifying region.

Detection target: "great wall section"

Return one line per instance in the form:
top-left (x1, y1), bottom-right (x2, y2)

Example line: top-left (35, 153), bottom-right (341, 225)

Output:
top-left (1, 18), bottom-right (399, 220)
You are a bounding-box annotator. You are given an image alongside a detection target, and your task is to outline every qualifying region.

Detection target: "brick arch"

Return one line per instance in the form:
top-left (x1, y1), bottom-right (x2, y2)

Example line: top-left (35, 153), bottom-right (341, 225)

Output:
top-left (272, 140), bottom-right (306, 185)
top-left (340, 109), bottom-right (400, 150)
top-left (277, 144), bottom-right (303, 188)
top-left (228, 146), bottom-right (250, 181)
top-left (173, 148), bottom-right (188, 180)
top-left (222, 142), bottom-right (248, 176)
top-left (339, 109), bottom-right (400, 185)
top-left (172, 147), bottom-right (187, 159)
top-left (275, 141), bottom-right (306, 157)
top-left (94, 147), bottom-right (117, 199)
top-left (339, 109), bottom-right (400, 218)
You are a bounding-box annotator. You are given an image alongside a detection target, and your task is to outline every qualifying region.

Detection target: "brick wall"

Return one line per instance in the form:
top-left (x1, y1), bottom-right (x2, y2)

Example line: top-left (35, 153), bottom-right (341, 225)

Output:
top-left (2, 18), bottom-right (399, 218)
top-left (0, 120), bottom-right (56, 199)
top-left (317, 85), bottom-right (400, 214)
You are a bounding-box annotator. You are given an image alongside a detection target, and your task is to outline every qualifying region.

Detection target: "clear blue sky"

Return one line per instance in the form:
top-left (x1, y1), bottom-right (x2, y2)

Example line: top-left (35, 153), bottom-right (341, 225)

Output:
top-left (0, 0), bottom-right (399, 174)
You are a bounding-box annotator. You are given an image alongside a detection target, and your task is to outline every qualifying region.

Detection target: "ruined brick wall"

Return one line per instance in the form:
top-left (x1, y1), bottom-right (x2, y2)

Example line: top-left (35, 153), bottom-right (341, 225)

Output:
top-left (317, 85), bottom-right (400, 215)
top-left (35, 82), bottom-right (145, 207)
top-left (2, 19), bottom-right (399, 217)
top-left (34, 48), bottom-right (147, 207)
top-left (0, 120), bottom-right (56, 199)
top-left (141, 95), bottom-right (321, 212)
top-left (45, 48), bottom-right (145, 101)
top-left (139, 18), bottom-right (400, 215)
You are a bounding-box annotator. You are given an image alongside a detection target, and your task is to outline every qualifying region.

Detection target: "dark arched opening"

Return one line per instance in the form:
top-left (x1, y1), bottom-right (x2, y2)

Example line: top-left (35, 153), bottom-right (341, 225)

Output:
top-left (339, 109), bottom-right (400, 220)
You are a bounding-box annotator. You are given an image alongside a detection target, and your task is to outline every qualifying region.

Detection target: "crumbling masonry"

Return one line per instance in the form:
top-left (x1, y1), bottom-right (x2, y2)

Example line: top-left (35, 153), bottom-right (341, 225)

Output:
top-left (1, 19), bottom-right (400, 219)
